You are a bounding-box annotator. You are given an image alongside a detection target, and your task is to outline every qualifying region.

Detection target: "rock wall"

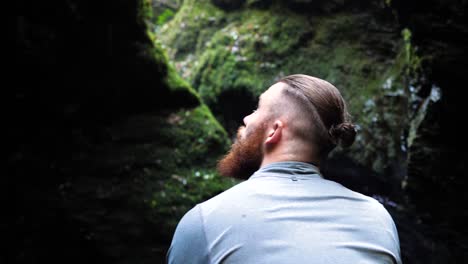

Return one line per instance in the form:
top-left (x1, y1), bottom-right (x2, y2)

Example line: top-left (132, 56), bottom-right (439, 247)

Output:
top-left (10, 0), bottom-right (234, 263)
top-left (159, 0), bottom-right (409, 194)
top-left (394, 0), bottom-right (468, 261)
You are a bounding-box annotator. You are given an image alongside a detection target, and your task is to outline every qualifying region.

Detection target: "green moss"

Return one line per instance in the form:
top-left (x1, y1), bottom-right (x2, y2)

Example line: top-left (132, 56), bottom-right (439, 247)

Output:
top-left (159, 1), bottom-right (416, 176)
top-left (134, 2), bottom-right (202, 108)
top-left (187, 7), bottom-right (318, 109)
top-left (161, 2), bottom-right (398, 112)
top-left (132, 0), bottom-right (236, 233)
top-left (344, 36), bottom-right (423, 174)
top-left (143, 104), bottom-right (234, 232)
top-left (401, 28), bottom-right (422, 76)
top-left (160, 0), bottom-right (227, 60)
top-left (138, 0), bottom-right (154, 22)
top-left (183, 9), bottom-right (392, 127)
top-left (156, 9), bottom-right (175, 25)
top-left (165, 58), bottom-right (200, 98)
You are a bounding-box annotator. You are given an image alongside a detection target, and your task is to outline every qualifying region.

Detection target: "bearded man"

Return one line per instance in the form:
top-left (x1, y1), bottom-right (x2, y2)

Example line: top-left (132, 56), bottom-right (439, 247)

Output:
top-left (166, 74), bottom-right (402, 264)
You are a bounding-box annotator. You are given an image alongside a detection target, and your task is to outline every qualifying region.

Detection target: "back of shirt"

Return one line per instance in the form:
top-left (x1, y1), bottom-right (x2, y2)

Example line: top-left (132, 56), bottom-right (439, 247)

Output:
top-left (167, 162), bottom-right (402, 264)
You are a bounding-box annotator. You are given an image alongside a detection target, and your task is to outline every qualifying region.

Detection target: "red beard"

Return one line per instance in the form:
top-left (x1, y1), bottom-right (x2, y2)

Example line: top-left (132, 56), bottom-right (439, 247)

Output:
top-left (217, 125), bottom-right (265, 180)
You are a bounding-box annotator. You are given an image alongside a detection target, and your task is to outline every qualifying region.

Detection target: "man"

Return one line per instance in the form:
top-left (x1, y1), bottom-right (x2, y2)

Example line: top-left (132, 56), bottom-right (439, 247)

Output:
top-left (167, 74), bottom-right (402, 264)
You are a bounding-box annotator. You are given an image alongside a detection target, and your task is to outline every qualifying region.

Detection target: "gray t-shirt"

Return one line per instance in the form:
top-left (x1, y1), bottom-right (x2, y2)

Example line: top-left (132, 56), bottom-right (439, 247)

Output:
top-left (167, 161), bottom-right (402, 264)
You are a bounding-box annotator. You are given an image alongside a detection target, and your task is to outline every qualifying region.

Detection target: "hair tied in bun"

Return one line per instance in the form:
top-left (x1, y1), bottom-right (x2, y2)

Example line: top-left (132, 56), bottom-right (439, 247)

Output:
top-left (329, 122), bottom-right (357, 148)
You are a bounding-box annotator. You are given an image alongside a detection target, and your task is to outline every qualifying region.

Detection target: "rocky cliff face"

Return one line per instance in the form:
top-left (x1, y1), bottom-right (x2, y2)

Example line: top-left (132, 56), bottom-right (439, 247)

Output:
top-left (159, 0), bottom-right (409, 193)
top-left (10, 0), bottom-right (234, 263)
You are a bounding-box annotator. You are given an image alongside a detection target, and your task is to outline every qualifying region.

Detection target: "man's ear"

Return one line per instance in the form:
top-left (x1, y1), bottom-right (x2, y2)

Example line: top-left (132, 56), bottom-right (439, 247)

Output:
top-left (265, 120), bottom-right (283, 145)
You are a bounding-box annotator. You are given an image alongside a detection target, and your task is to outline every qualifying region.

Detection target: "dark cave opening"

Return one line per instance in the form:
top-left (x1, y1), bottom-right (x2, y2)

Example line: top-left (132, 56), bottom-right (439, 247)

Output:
top-left (213, 87), bottom-right (258, 138)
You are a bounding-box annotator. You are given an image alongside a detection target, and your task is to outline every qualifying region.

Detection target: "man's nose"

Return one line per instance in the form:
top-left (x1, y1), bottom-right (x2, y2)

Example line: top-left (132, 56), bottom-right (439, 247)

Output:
top-left (243, 114), bottom-right (251, 126)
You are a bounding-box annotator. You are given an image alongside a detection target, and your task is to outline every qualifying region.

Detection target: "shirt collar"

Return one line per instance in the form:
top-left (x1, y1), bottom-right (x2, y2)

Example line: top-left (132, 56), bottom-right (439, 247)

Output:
top-left (249, 161), bottom-right (322, 181)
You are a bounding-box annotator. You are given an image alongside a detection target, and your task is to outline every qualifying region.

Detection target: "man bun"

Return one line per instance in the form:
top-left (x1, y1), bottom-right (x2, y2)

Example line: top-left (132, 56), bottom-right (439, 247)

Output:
top-left (329, 122), bottom-right (356, 148)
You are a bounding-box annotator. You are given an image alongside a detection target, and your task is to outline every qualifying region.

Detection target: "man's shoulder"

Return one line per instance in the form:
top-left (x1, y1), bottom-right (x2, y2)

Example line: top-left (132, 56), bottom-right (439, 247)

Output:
top-left (323, 182), bottom-right (397, 226)
top-left (351, 191), bottom-right (394, 219)
top-left (347, 189), bottom-right (396, 221)
top-left (197, 179), bottom-right (254, 211)
top-left (167, 204), bottom-right (211, 263)
top-left (347, 191), bottom-right (399, 239)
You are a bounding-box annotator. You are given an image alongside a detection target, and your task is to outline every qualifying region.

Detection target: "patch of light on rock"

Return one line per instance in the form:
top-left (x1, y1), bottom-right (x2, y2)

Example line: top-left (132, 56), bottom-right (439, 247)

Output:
top-left (430, 85), bottom-right (442, 102)
top-left (382, 77), bottom-right (393, 90)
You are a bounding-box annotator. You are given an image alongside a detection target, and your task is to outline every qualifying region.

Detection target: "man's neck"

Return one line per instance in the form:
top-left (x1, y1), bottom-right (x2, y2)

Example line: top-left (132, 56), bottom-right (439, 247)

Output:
top-left (260, 153), bottom-right (319, 169)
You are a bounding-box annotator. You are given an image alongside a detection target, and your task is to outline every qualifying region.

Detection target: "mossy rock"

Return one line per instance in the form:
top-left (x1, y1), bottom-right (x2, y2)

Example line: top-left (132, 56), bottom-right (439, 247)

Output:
top-left (11, 0), bottom-right (235, 262)
top-left (160, 0), bottom-right (413, 180)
